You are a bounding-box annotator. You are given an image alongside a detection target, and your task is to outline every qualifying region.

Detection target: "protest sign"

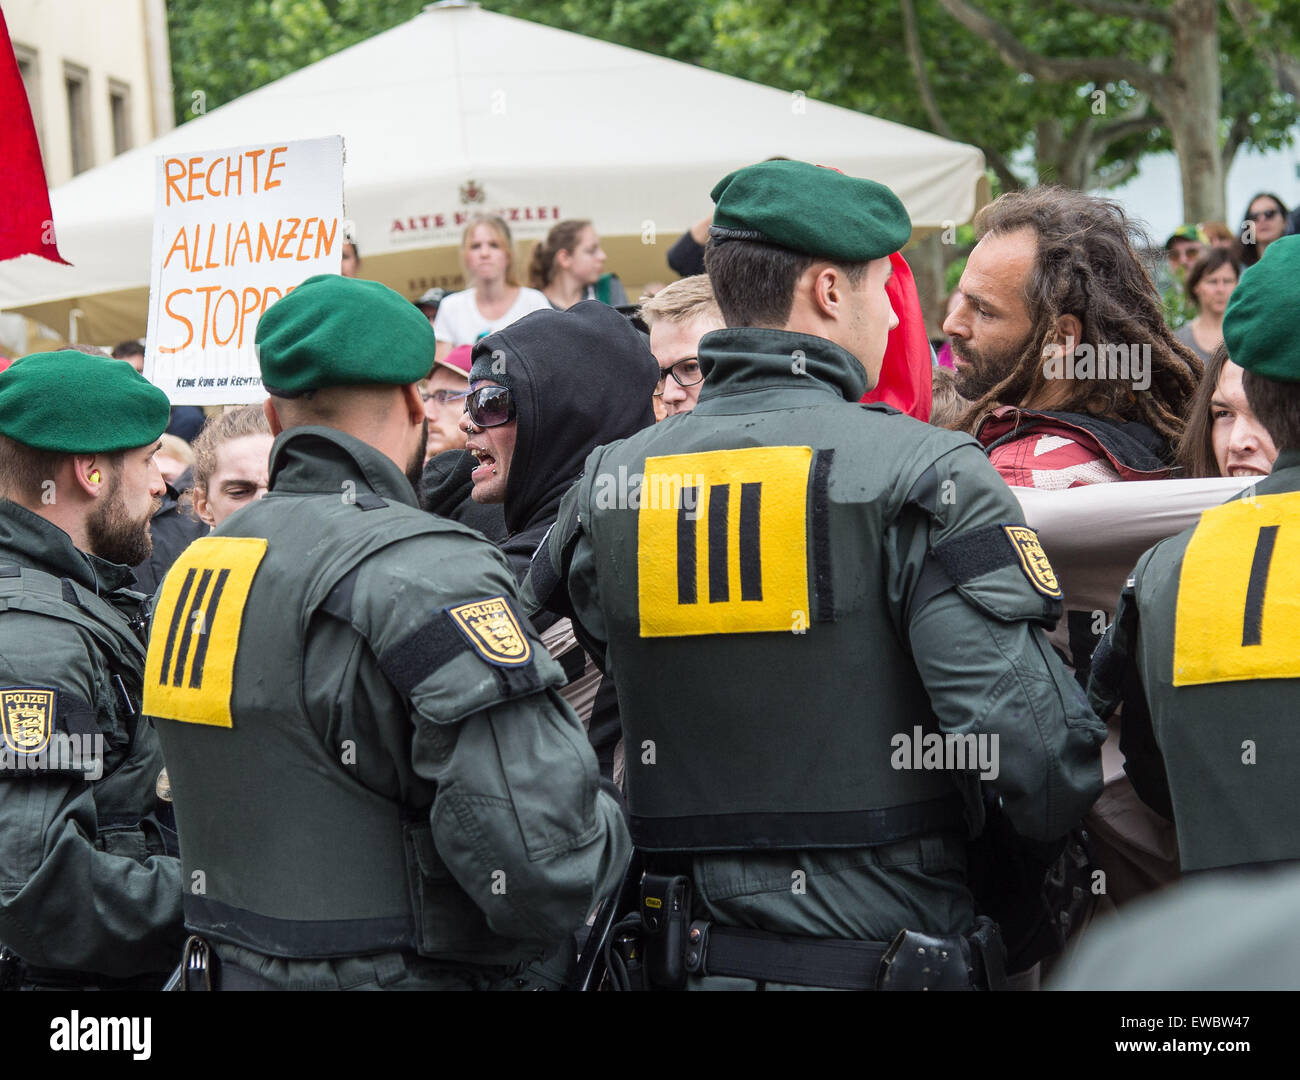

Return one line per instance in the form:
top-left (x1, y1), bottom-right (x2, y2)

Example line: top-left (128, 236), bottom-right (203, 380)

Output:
top-left (144, 135), bottom-right (344, 404)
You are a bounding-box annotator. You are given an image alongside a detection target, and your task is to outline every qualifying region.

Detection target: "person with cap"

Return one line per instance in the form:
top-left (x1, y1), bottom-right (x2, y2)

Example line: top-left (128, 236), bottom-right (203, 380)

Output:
top-left (143, 274), bottom-right (629, 990)
top-left (414, 286), bottom-right (448, 327)
top-left (0, 350), bottom-right (183, 989)
top-left (422, 343), bottom-right (472, 463)
top-left (525, 159), bottom-right (1107, 990)
top-left (418, 342), bottom-right (507, 542)
top-left (1165, 224), bottom-right (1206, 278)
top-left (1088, 234), bottom-right (1300, 877)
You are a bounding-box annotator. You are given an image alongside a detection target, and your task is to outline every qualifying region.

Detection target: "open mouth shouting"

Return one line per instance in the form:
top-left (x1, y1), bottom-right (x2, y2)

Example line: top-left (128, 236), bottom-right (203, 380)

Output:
top-left (467, 443), bottom-right (497, 483)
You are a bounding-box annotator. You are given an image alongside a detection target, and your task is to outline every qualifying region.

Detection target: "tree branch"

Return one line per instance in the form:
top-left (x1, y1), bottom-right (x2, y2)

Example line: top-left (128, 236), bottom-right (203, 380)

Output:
top-left (1094, 157), bottom-right (1140, 189)
top-left (984, 145), bottom-right (1025, 193)
top-left (900, 0), bottom-right (1021, 192)
top-left (900, 0), bottom-right (956, 139)
top-left (937, 0), bottom-right (1169, 94)
top-left (1060, 0), bottom-right (1174, 26)
top-left (1222, 110), bottom-right (1251, 171)
top-left (1093, 113), bottom-right (1161, 144)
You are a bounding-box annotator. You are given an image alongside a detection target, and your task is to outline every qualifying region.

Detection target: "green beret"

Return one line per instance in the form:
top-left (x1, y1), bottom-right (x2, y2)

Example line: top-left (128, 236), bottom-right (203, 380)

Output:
top-left (0, 350), bottom-right (170, 453)
top-left (710, 159), bottom-right (911, 262)
top-left (1223, 236), bottom-right (1300, 382)
top-left (254, 274), bottom-right (435, 394)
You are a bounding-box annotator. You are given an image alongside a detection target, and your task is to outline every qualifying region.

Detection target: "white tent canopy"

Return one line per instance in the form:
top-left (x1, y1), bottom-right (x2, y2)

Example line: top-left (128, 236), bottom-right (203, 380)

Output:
top-left (1, 0), bottom-right (986, 344)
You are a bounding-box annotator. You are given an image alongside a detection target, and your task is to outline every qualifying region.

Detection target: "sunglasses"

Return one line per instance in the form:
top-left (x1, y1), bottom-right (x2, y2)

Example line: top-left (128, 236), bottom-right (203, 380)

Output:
top-left (464, 385), bottom-right (516, 428)
top-left (1246, 208), bottom-right (1281, 222)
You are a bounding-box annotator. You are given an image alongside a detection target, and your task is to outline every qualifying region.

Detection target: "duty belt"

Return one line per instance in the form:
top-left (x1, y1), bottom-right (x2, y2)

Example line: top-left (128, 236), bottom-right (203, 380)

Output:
top-left (684, 918), bottom-right (1007, 991)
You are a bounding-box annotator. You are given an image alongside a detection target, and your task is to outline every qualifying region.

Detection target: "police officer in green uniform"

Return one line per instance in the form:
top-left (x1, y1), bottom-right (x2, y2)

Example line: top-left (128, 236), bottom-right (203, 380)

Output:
top-left (1089, 235), bottom-right (1300, 876)
top-left (526, 160), bottom-right (1107, 990)
top-left (0, 350), bottom-right (183, 989)
top-left (146, 275), bottom-right (630, 990)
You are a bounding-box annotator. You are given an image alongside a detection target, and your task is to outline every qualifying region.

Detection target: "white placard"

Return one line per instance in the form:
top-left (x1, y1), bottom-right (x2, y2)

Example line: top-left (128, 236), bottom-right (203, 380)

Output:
top-left (144, 135), bottom-right (344, 404)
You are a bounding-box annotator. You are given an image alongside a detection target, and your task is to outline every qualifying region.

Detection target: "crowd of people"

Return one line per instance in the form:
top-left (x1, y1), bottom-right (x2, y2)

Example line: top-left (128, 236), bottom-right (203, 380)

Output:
top-left (1, 159), bottom-right (1299, 993)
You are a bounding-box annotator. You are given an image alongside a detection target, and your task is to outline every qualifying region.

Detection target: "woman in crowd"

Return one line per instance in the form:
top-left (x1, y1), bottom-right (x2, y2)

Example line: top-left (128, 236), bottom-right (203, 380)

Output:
top-left (189, 404), bottom-right (274, 529)
top-left (528, 219), bottom-right (628, 309)
top-left (432, 215), bottom-right (549, 360)
top-left (1177, 344), bottom-right (1278, 479)
top-left (1237, 192), bottom-right (1289, 268)
top-left (1172, 249), bottom-right (1240, 362)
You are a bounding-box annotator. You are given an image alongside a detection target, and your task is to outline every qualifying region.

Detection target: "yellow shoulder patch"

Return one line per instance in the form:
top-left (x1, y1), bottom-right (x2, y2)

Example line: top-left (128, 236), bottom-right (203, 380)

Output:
top-left (144, 536), bottom-right (267, 728)
top-left (447, 597), bottom-right (533, 667)
top-left (0, 687), bottom-right (56, 756)
top-left (1174, 491), bottom-right (1300, 686)
top-left (1003, 525), bottom-right (1062, 599)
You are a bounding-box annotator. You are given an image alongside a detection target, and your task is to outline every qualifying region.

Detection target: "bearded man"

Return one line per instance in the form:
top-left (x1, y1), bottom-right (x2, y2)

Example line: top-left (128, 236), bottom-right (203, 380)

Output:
top-left (944, 188), bottom-right (1202, 918)
top-left (946, 187), bottom-right (1199, 489)
top-left (0, 349), bottom-right (184, 989)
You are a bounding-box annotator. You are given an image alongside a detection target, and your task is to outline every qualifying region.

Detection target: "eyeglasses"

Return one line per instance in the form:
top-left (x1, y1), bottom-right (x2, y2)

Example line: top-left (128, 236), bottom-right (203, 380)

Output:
top-left (653, 358), bottom-right (704, 396)
top-left (1246, 208), bottom-right (1281, 223)
top-left (464, 385), bottom-right (516, 428)
top-left (419, 389), bottom-right (468, 406)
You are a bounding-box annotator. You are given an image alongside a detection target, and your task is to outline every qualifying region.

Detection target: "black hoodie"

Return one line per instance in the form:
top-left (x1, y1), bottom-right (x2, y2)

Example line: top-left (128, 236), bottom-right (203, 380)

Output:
top-left (471, 300), bottom-right (659, 581)
top-left (471, 302), bottom-right (658, 777)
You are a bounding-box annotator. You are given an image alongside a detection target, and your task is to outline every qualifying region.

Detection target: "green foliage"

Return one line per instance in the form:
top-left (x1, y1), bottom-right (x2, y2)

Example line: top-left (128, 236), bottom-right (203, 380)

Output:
top-left (166, 0), bottom-right (1300, 214)
top-left (1160, 268), bottom-right (1197, 330)
top-left (166, 0), bottom-right (425, 124)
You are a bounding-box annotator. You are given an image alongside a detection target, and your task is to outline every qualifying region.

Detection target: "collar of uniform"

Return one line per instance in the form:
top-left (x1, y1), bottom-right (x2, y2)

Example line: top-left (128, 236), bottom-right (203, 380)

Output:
top-left (1270, 449), bottom-right (1300, 476)
top-left (267, 425), bottom-right (419, 507)
top-left (695, 327), bottom-right (868, 406)
top-left (0, 498), bottom-right (135, 594)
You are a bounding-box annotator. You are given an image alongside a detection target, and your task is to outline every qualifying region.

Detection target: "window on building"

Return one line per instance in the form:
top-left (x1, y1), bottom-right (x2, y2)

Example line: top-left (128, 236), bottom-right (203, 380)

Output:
top-left (64, 63), bottom-right (92, 176)
top-left (13, 44), bottom-right (42, 152)
top-left (109, 80), bottom-right (132, 156)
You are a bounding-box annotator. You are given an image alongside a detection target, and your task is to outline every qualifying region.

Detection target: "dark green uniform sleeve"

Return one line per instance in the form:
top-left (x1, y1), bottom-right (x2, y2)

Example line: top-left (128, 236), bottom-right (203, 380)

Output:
top-left (888, 442), bottom-right (1108, 843)
top-left (352, 533), bottom-right (629, 946)
top-left (0, 615), bottom-right (183, 978)
top-left (1087, 555), bottom-right (1175, 822)
top-left (521, 463), bottom-right (610, 672)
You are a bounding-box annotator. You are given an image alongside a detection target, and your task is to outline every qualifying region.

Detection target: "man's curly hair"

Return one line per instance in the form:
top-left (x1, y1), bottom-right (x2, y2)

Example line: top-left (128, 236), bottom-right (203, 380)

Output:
top-left (953, 186), bottom-right (1201, 448)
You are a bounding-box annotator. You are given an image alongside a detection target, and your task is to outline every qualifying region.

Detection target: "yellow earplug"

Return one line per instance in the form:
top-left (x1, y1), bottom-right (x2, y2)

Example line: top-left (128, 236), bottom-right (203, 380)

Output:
top-left (89, 470), bottom-right (101, 483)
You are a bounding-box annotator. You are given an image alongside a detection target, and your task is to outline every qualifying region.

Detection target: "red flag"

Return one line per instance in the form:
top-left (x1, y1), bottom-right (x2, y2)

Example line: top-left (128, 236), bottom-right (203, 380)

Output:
top-left (862, 251), bottom-right (931, 421)
top-left (0, 8), bottom-right (69, 264)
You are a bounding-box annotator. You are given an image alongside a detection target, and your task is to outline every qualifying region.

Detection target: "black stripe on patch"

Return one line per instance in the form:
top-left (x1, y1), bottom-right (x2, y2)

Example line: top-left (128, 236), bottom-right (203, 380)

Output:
top-left (708, 483), bottom-right (730, 604)
top-left (172, 569), bottom-right (213, 687)
top-left (1242, 524), bottom-right (1279, 647)
top-left (677, 488), bottom-right (697, 605)
top-left (159, 568), bottom-right (196, 685)
top-left (188, 568), bottom-right (231, 689)
top-left (811, 449), bottom-right (834, 621)
top-left (739, 482), bottom-right (762, 602)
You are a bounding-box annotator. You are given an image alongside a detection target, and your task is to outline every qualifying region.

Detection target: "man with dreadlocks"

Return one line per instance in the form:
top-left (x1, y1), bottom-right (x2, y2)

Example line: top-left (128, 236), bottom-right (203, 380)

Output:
top-left (944, 186), bottom-right (1202, 922)
top-left (945, 187), bottom-right (1199, 488)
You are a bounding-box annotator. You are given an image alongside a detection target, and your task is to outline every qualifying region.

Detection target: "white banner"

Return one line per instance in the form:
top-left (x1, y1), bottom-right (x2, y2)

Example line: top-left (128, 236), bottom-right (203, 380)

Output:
top-left (144, 135), bottom-right (344, 405)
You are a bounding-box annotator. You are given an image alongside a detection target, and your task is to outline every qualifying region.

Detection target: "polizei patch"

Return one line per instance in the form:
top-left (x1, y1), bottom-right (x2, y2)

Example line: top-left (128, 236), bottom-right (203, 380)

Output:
top-left (1003, 525), bottom-right (1062, 598)
top-left (447, 597), bottom-right (533, 667)
top-left (0, 686), bottom-right (56, 756)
